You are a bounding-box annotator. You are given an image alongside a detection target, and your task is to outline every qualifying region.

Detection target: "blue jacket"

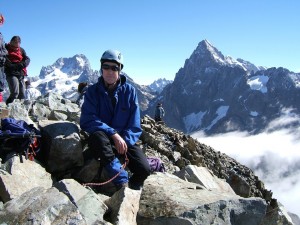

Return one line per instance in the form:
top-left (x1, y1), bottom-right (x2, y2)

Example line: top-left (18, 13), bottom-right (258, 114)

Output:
top-left (80, 74), bottom-right (142, 147)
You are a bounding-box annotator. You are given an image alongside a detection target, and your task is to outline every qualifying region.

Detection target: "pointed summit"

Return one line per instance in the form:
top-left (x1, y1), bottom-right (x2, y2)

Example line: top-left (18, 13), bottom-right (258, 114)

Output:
top-left (199, 39), bottom-right (214, 49)
top-left (193, 39), bottom-right (225, 63)
top-left (189, 40), bottom-right (261, 71)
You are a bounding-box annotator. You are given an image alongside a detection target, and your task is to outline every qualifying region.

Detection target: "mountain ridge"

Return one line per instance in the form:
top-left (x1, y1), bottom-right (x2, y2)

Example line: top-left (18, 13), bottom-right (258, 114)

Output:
top-left (17, 39), bottom-right (300, 137)
top-left (144, 40), bottom-right (300, 135)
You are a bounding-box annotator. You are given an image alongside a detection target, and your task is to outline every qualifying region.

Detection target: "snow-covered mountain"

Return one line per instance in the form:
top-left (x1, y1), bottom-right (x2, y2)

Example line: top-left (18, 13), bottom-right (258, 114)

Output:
top-left (186, 39), bottom-right (264, 73)
top-left (30, 54), bottom-right (156, 110)
top-left (33, 54), bottom-right (99, 101)
top-left (27, 39), bottom-right (300, 136)
top-left (148, 78), bottom-right (172, 93)
top-left (143, 39), bottom-right (300, 135)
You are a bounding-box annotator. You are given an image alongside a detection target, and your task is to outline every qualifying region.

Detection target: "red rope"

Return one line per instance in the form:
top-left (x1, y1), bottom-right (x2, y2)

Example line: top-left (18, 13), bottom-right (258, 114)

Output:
top-left (82, 153), bottom-right (129, 187)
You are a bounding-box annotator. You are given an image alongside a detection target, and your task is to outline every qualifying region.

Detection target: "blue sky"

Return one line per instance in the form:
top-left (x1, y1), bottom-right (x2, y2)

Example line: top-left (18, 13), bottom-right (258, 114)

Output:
top-left (1, 1), bottom-right (300, 85)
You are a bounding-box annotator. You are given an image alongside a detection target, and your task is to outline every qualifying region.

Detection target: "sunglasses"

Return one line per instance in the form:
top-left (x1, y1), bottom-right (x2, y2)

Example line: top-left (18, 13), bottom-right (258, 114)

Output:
top-left (102, 64), bottom-right (120, 72)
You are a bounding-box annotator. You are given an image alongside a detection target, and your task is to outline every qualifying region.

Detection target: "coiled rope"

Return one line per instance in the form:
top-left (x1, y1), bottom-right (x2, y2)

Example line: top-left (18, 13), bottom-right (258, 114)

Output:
top-left (82, 153), bottom-right (129, 187)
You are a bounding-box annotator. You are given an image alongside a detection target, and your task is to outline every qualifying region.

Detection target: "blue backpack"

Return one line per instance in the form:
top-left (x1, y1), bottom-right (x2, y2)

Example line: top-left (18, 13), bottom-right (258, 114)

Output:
top-left (0, 118), bottom-right (41, 162)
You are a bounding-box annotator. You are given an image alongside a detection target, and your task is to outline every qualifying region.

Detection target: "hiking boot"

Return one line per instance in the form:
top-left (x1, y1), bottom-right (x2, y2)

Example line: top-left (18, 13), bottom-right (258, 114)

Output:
top-left (129, 182), bottom-right (143, 190)
top-left (100, 182), bottom-right (128, 197)
top-left (98, 164), bottom-right (128, 196)
top-left (116, 182), bottom-right (128, 191)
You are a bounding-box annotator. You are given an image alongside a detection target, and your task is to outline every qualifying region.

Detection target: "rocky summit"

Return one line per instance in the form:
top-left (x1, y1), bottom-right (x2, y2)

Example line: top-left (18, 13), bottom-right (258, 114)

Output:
top-left (0, 94), bottom-right (297, 225)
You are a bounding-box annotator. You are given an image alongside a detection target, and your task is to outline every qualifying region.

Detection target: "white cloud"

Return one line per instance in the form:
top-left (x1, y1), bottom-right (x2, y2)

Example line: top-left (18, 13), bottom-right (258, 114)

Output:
top-left (192, 128), bottom-right (300, 217)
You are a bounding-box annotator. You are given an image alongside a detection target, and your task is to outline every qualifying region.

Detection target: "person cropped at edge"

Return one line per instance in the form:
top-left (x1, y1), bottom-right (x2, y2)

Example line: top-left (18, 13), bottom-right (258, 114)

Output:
top-left (0, 14), bottom-right (8, 102)
top-left (4, 36), bottom-right (30, 105)
top-left (80, 49), bottom-right (151, 192)
top-left (155, 102), bottom-right (165, 122)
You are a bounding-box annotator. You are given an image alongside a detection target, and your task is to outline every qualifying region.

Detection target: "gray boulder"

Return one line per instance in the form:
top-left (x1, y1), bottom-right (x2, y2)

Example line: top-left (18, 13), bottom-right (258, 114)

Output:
top-left (38, 120), bottom-right (84, 177)
top-left (137, 173), bottom-right (267, 225)
top-left (0, 156), bottom-right (52, 202)
top-left (0, 187), bottom-right (86, 224)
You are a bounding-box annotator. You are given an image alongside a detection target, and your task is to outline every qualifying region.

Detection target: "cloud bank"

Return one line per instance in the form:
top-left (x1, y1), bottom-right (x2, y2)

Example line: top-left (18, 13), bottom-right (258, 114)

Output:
top-left (192, 127), bottom-right (300, 217)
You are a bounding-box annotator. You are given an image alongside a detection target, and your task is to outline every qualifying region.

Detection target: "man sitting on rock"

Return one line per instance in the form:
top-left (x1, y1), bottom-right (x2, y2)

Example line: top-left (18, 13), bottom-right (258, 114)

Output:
top-left (80, 49), bottom-right (151, 195)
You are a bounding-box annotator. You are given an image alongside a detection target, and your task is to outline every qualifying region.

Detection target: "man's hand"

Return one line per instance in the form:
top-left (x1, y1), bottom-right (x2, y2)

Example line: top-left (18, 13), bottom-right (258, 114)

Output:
top-left (111, 133), bottom-right (127, 155)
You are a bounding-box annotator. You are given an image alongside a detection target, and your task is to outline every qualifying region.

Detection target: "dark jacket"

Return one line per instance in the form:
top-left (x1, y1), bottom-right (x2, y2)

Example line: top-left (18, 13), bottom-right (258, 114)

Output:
top-left (76, 85), bottom-right (89, 107)
top-left (0, 33), bottom-right (7, 92)
top-left (80, 74), bottom-right (142, 147)
top-left (4, 43), bottom-right (30, 77)
top-left (155, 106), bottom-right (165, 119)
top-left (0, 32), bottom-right (7, 65)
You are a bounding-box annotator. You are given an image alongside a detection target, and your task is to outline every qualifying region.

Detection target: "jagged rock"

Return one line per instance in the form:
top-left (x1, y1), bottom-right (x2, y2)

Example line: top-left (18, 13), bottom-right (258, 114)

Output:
top-left (175, 165), bottom-right (235, 194)
top-left (262, 203), bottom-right (295, 225)
top-left (31, 102), bottom-right (51, 120)
top-left (137, 173), bottom-right (267, 225)
top-left (77, 190), bottom-right (112, 225)
top-left (6, 100), bottom-right (35, 125)
top-left (49, 110), bottom-right (68, 120)
top-left (54, 179), bottom-right (109, 224)
top-left (104, 187), bottom-right (141, 225)
top-left (38, 120), bottom-right (84, 177)
top-left (43, 92), bottom-right (74, 111)
top-left (228, 170), bottom-right (251, 197)
top-left (0, 94), bottom-right (296, 224)
top-left (0, 156), bottom-right (52, 202)
top-left (0, 187), bottom-right (86, 224)
top-left (53, 179), bottom-right (91, 205)
top-left (72, 158), bottom-right (100, 183)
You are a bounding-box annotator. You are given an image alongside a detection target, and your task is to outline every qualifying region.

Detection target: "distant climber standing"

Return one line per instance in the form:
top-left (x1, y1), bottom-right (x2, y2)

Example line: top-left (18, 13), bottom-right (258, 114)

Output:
top-left (0, 14), bottom-right (7, 102)
top-left (155, 102), bottom-right (165, 123)
top-left (4, 35), bottom-right (30, 105)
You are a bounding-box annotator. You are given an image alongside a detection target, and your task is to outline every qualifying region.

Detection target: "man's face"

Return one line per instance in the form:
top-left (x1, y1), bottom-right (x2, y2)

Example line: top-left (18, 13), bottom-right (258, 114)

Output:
top-left (101, 62), bottom-right (120, 85)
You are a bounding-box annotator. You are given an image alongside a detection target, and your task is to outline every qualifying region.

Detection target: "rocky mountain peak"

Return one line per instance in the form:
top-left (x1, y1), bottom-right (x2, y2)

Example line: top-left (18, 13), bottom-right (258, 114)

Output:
top-left (189, 39), bottom-right (225, 67)
top-left (189, 40), bottom-right (264, 72)
top-left (53, 54), bottom-right (90, 69)
top-left (39, 54), bottom-right (92, 80)
top-left (196, 39), bottom-right (224, 60)
top-left (33, 54), bottom-right (98, 100)
top-left (149, 78), bottom-right (173, 93)
top-left (145, 39), bottom-right (300, 136)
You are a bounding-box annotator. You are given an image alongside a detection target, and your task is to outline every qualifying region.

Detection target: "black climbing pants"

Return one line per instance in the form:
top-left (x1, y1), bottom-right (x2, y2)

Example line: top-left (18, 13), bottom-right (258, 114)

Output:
top-left (88, 131), bottom-right (151, 186)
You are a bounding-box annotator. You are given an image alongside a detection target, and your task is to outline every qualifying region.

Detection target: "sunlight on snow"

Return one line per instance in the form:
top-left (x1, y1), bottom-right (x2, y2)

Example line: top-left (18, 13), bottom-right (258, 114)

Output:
top-left (247, 75), bottom-right (269, 93)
